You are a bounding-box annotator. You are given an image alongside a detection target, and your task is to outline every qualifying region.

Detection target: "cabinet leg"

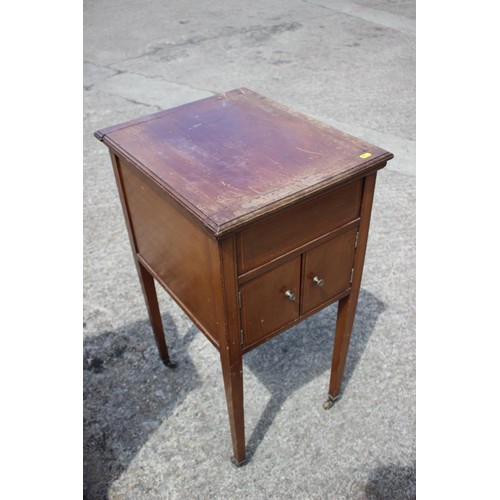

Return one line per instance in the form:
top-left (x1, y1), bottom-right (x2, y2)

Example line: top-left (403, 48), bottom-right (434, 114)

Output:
top-left (325, 173), bottom-right (377, 407)
top-left (136, 261), bottom-right (176, 368)
top-left (326, 292), bottom-right (359, 405)
top-left (220, 352), bottom-right (246, 465)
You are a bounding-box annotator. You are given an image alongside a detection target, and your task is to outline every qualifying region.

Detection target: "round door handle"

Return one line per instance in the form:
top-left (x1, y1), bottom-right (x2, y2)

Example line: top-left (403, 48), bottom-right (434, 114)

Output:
top-left (313, 276), bottom-right (325, 287)
top-left (284, 290), bottom-right (296, 301)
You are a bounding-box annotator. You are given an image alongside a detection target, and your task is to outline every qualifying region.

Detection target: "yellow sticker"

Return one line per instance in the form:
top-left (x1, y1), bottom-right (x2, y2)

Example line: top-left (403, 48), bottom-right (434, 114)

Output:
top-left (360, 152), bottom-right (372, 159)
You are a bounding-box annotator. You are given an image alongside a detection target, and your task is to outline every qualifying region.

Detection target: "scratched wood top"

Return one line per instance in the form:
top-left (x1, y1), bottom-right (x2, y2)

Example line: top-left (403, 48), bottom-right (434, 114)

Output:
top-left (95, 88), bottom-right (393, 237)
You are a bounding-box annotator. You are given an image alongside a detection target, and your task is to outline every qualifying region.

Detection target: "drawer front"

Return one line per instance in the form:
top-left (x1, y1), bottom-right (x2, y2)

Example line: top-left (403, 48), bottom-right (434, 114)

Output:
top-left (301, 228), bottom-right (357, 314)
top-left (240, 257), bottom-right (301, 346)
top-left (237, 179), bottom-right (362, 273)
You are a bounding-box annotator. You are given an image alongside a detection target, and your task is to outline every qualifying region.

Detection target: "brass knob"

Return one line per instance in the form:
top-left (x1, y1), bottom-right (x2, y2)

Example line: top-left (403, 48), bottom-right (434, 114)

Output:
top-left (284, 290), bottom-right (296, 301)
top-left (313, 276), bottom-right (325, 287)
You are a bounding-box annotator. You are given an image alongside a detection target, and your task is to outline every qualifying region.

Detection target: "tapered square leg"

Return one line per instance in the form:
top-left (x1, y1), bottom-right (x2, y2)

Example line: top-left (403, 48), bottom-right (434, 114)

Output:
top-left (220, 351), bottom-right (246, 465)
top-left (327, 292), bottom-right (359, 402)
top-left (136, 261), bottom-right (175, 368)
top-left (325, 173), bottom-right (377, 408)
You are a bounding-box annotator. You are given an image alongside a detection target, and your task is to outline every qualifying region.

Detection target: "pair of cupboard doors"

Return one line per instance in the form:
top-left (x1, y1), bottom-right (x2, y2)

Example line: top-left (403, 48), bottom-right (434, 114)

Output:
top-left (118, 151), bottom-right (363, 354)
top-left (238, 177), bottom-right (361, 349)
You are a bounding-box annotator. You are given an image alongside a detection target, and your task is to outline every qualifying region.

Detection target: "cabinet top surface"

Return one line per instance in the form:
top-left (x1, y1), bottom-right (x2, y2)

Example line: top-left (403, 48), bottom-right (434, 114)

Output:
top-left (96, 88), bottom-right (393, 237)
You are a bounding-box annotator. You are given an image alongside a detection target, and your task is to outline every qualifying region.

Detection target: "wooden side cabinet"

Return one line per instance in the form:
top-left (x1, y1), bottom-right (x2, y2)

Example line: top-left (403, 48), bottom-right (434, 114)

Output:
top-left (94, 88), bottom-right (393, 465)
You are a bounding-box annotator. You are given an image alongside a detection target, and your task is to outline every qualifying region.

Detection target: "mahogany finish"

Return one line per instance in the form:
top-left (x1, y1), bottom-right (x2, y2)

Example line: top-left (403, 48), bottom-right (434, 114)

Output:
top-left (302, 228), bottom-right (357, 315)
top-left (96, 88), bottom-right (392, 237)
top-left (241, 257), bottom-right (301, 346)
top-left (95, 88), bottom-right (393, 465)
top-left (237, 179), bottom-right (362, 272)
top-left (327, 173), bottom-right (378, 402)
top-left (119, 157), bottom-right (219, 344)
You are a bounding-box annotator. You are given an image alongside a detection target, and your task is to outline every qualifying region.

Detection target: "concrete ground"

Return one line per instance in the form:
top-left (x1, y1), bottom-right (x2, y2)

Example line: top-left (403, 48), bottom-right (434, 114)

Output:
top-left (84, 1), bottom-right (415, 498)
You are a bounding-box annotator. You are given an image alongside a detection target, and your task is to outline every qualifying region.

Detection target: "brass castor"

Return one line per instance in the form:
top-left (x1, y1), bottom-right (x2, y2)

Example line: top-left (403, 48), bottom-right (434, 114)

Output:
top-left (323, 395), bottom-right (340, 410)
top-left (231, 456), bottom-right (247, 467)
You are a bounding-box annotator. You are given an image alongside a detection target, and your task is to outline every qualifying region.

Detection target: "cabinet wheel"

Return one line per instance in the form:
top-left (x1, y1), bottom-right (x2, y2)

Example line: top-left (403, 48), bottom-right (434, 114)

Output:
top-left (323, 396), bottom-right (339, 410)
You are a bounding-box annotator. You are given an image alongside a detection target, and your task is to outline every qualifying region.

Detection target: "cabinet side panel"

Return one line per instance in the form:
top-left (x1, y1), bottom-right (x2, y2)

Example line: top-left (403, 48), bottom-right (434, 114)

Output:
top-left (118, 157), bottom-right (218, 342)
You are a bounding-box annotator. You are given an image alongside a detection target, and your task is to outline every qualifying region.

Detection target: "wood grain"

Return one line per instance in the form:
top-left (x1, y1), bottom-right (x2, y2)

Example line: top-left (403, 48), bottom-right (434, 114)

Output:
top-left (301, 228), bottom-right (357, 314)
top-left (95, 89), bottom-right (393, 465)
top-left (119, 155), bottom-right (219, 343)
top-left (237, 218), bottom-right (360, 285)
top-left (109, 152), bottom-right (172, 363)
top-left (96, 88), bottom-right (392, 238)
top-left (241, 257), bottom-right (301, 346)
top-left (208, 236), bottom-right (246, 463)
top-left (237, 179), bottom-right (361, 272)
top-left (328, 173), bottom-right (378, 400)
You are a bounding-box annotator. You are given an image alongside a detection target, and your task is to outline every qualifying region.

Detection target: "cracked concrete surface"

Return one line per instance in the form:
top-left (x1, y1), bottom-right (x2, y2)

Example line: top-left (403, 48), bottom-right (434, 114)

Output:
top-left (302, 0), bottom-right (415, 35)
top-left (89, 71), bottom-right (213, 110)
top-left (84, 0), bottom-right (415, 498)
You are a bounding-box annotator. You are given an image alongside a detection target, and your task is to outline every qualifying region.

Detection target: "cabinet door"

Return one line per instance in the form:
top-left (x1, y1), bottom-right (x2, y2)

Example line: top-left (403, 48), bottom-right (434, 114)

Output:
top-left (240, 257), bottom-right (301, 347)
top-left (301, 228), bottom-right (357, 314)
